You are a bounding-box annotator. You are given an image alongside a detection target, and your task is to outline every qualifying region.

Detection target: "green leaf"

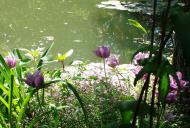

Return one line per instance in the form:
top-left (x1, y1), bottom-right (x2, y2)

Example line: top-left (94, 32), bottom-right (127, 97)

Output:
top-left (121, 110), bottom-right (133, 125)
top-left (53, 107), bottom-right (59, 128)
top-left (118, 100), bottom-right (150, 124)
top-left (37, 42), bottom-right (54, 70)
top-left (66, 82), bottom-right (89, 127)
top-left (159, 72), bottom-right (169, 105)
top-left (17, 89), bottom-right (37, 128)
top-left (0, 96), bottom-right (9, 109)
top-left (128, 19), bottom-right (147, 34)
top-left (0, 112), bottom-right (8, 128)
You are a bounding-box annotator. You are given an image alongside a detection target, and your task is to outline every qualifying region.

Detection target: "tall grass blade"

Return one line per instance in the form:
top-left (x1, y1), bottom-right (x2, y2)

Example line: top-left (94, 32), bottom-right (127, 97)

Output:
top-left (53, 107), bottom-right (59, 128)
top-left (16, 89), bottom-right (37, 128)
top-left (9, 75), bottom-right (14, 127)
top-left (66, 82), bottom-right (90, 128)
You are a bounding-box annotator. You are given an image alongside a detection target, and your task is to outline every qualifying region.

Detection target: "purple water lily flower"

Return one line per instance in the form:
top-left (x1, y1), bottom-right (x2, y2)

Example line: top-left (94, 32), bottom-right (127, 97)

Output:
top-left (94, 46), bottom-right (110, 58)
top-left (24, 70), bottom-right (44, 89)
top-left (5, 55), bottom-right (17, 68)
top-left (166, 91), bottom-right (178, 103)
top-left (106, 55), bottom-right (119, 68)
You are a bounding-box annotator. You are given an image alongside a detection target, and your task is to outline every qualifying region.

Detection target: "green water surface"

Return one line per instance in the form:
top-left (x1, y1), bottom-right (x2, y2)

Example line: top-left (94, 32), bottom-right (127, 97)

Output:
top-left (0, 0), bottom-right (143, 63)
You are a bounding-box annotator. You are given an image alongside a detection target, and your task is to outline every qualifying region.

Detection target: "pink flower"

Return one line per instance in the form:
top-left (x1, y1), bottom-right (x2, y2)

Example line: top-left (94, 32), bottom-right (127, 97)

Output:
top-left (176, 71), bottom-right (183, 80)
top-left (5, 55), bottom-right (17, 68)
top-left (132, 52), bottom-right (149, 65)
top-left (132, 66), bottom-right (148, 80)
top-left (180, 80), bottom-right (189, 88)
top-left (169, 75), bottom-right (178, 90)
top-left (106, 55), bottom-right (119, 68)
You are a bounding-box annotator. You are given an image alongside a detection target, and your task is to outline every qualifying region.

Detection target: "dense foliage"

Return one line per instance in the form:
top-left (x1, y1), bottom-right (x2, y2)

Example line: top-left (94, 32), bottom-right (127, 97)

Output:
top-left (0, 0), bottom-right (190, 128)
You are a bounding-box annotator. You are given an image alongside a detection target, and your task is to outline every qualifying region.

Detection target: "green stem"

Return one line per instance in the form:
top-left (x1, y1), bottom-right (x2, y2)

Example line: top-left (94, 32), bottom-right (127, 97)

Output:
top-left (150, 77), bottom-right (158, 128)
top-left (9, 75), bottom-right (14, 128)
top-left (116, 72), bottom-right (122, 87)
top-left (16, 89), bottom-right (36, 128)
top-left (42, 88), bottom-right (45, 104)
top-left (103, 59), bottom-right (107, 83)
top-left (37, 91), bottom-right (43, 112)
top-left (132, 74), bottom-right (150, 127)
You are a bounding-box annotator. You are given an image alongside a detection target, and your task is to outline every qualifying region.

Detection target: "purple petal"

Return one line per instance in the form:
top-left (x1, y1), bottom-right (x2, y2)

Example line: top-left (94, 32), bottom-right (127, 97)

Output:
top-left (166, 91), bottom-right (178, 103)
top-left (24, 73), bottom-right (35, 86)
top-left (33, 70), bottom-right (41, 78)
top-left (180, 80), bottom-right (189, 89)
top-left (94, 46), bottom-right (110, 58)
top-left (102, 46), bottom-right (110, 58)
top-left (176, 71), bottom-right (183, 80)
top-left (94, 49), bottom-right (101, 57)
top-left (106, 55), bottom-right (119, 68)
top-left (34, 75), bottom-right (44, 88)
top-left (5, 56), bottom-right (17, 68)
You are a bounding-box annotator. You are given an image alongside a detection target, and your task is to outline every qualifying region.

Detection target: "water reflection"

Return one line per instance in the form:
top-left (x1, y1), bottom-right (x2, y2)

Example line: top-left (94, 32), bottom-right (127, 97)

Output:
top-left (0, 0), bottom-right (143, 63)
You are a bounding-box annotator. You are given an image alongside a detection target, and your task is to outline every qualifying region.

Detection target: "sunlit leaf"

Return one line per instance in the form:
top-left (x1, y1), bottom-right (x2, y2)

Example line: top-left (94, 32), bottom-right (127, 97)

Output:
top-left (128, 19), bottom-right (147, 34)
top-left (66, 82), bottom-right (89, 127)
top-left (159, 72), bottom-right (169, 105)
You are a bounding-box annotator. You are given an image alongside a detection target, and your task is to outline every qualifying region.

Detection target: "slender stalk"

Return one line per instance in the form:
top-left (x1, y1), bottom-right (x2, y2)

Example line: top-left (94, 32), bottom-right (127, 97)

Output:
top-left (155, 1), bottom-right (172, 127)
top-left (150, 0), bottom-right (158, 57)
top-left (9, 75), bottom-right (14, 128)
top-left (42, 88), bottom-right (45, 104)
top-left (158, 0), bottom-right (172, 60)
top-left (143, 83), bottom-right (149, 101)
top-left (61, 61), bottom-right (65, 72)
top-left (103, 59), bottom-right (107, 83)
top-left (150, 77), bottom-right (158, 128)
top-left (115, 69), bottom-right (122, 87)
top-left (37, 91), bottom-right (43, 112)
top-left (132, 74), bottom-right (150, 127)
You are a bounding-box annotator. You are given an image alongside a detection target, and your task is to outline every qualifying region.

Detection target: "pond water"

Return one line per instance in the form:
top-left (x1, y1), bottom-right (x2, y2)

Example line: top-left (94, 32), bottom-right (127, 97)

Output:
top-left (0, 0), bottom-right (144, 64)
